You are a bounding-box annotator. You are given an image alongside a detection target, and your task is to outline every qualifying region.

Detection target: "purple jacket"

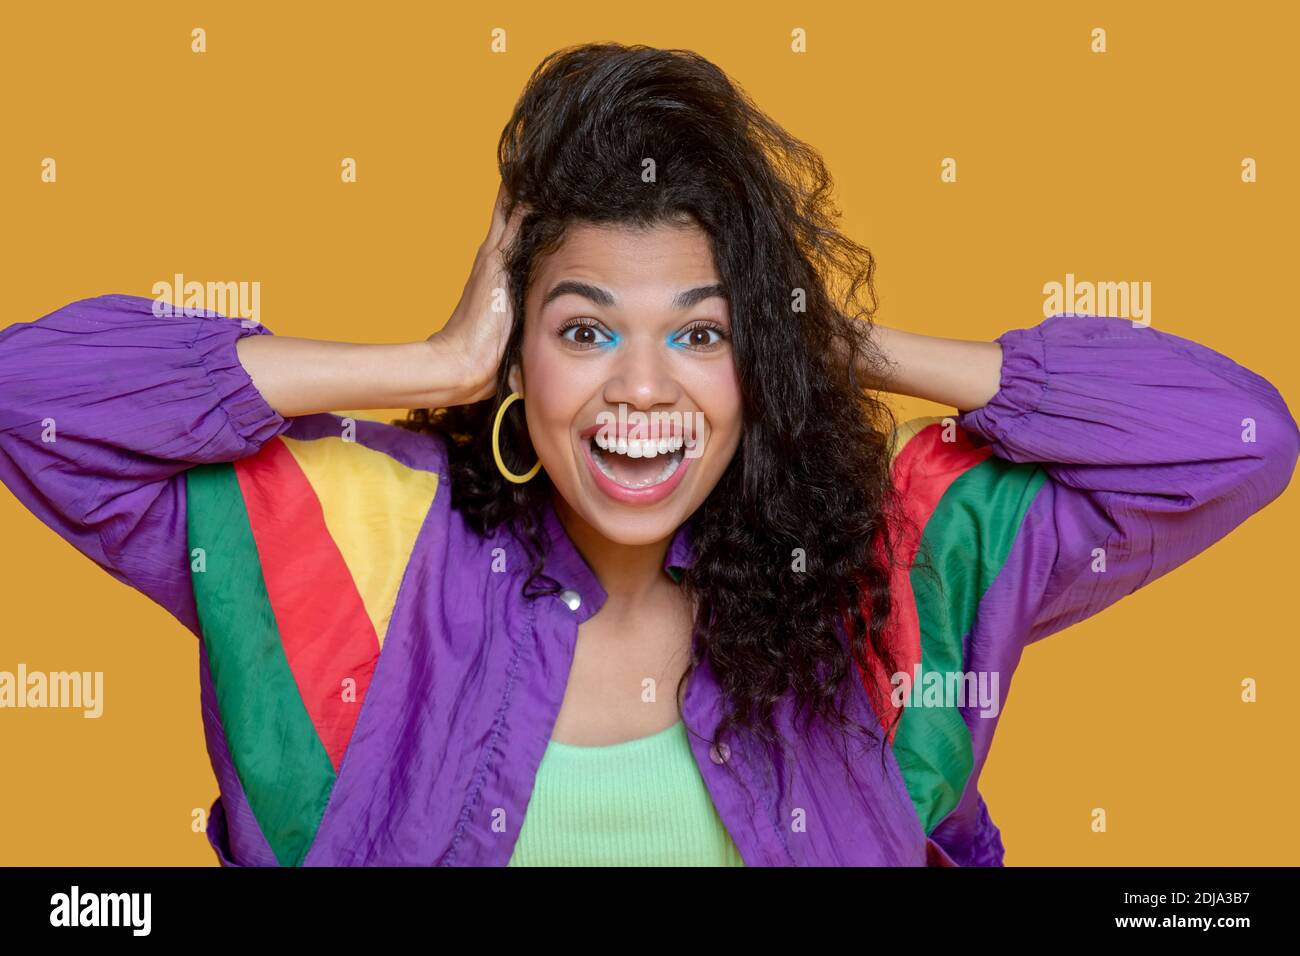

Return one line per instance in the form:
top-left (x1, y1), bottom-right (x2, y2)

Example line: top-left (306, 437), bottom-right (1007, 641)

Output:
top-left (1, 294), bottom-right (1295, 866)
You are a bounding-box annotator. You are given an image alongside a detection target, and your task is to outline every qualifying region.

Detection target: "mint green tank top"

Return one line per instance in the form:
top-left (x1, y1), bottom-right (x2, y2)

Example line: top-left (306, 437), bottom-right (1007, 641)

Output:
top-left (507, 718), bottom-right (746, 866)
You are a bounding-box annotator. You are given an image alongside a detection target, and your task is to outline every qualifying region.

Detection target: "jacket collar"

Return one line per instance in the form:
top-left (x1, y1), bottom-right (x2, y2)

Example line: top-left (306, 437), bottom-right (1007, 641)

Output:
top-left (538, 496), bottom-right (697, 622)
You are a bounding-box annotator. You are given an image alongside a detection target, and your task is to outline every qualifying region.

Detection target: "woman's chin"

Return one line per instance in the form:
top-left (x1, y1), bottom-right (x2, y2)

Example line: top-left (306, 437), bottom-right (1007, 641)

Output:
top-left (580, 503), bottom-right (687, 548)
top-left (556, 480), bottom-right (693, 548)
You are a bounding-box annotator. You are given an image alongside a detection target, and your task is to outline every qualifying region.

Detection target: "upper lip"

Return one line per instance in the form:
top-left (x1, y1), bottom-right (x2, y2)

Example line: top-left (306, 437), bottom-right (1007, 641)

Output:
top-left (578, 420), bottom-right (685, 441)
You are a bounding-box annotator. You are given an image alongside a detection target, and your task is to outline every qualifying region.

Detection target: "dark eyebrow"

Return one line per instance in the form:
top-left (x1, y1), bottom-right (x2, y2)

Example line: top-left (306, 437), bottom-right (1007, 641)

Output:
top-left (542, 280), bottom-right (616, 309)
top-left (540, 281), bottom-right (728, 311)
top-left (672, 283), bottom-right (728, 310)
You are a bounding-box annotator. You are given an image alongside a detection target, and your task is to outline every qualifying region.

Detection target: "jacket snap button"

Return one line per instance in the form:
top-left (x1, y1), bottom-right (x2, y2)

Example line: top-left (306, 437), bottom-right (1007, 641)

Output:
top-left (709, 742), bottom-right (730, 765)
top-left (558, 589), bottom-right (582, 612)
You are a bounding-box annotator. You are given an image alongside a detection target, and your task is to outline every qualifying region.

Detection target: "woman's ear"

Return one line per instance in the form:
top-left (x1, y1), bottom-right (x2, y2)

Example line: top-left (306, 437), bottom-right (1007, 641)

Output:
top-left (507, 364), bottom-right (523, 396)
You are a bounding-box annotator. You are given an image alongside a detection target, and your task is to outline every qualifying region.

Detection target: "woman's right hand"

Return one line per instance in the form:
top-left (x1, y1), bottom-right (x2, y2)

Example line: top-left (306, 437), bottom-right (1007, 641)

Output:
top-left (233, 183), bottom-right (527, 416)
top-left (234, 183), bottom-right (529, 417)
top-left (430, 183), bottom-right (530, 404)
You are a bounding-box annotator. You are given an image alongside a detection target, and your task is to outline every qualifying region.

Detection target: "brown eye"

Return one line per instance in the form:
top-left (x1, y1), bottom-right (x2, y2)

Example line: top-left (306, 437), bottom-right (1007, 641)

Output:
top-left (671, 324), bottom-right (725, 349)
top-left (559, 321), bottom-right (614, 347)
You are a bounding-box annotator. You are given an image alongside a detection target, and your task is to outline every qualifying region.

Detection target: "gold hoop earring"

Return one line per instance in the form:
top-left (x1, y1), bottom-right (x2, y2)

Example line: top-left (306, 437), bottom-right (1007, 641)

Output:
top-left (492, 392), bottom-right (541, 484)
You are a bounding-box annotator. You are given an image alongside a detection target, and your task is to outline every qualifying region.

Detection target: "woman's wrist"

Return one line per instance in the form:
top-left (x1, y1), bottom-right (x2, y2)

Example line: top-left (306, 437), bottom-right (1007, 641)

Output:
top-left (865, 324), bottom-right (1004, 413)
top-left (423, 332), bottom-right (497, 407)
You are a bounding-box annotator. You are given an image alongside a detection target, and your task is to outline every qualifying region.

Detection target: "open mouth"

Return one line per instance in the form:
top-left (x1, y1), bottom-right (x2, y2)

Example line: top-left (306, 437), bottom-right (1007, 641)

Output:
top-left (589, 433), bottom-right (686, 489)
top-left (579, 426), bottom-right (698, 505)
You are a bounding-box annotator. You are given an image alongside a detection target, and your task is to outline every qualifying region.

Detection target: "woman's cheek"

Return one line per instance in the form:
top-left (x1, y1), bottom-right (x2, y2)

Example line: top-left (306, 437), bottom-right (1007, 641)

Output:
top-left (692, 362), bottom-right (743, 456)
top-left (521, 354), bottom-right (589, 473)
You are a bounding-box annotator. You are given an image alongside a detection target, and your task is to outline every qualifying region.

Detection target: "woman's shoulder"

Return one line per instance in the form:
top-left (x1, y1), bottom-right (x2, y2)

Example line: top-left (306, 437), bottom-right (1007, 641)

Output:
top-left (184, 413), bottom-right (450, 630)
top-left (192, 412), bottom-right (449, 530)
top-left (886, 414), bottom-right (991, 489)
top-left (281, 412), bottom-right (449, 478)
top-left (883, 412), bottom-right (1050, 570)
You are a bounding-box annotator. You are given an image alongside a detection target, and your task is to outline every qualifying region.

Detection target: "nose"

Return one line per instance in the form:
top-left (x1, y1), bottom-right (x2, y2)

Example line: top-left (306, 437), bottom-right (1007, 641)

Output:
top-left (601, 336), bottom-right (682, 410)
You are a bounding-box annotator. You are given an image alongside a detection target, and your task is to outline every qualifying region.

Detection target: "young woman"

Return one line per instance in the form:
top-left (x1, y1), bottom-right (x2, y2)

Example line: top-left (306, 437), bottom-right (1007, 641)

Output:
top-left (1, 43), bottom-right (1296, 868)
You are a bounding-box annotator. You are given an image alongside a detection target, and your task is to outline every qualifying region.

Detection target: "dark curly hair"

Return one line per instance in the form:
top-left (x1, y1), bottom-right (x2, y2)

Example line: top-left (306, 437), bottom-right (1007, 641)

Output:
top-left (398, 42), bottom-right (922, 777)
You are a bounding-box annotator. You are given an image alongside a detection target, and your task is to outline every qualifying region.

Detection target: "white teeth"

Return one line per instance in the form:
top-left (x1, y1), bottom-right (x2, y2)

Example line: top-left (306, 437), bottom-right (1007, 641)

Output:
top-left (592, 433), bottom-right (684, 456)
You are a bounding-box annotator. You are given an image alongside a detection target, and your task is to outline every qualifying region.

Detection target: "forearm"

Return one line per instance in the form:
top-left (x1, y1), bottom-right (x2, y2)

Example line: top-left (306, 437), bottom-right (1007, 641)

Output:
top-left (235, 334), bottom-right (476, 417)
top-left (867, 325), bottom-right (1004, 413)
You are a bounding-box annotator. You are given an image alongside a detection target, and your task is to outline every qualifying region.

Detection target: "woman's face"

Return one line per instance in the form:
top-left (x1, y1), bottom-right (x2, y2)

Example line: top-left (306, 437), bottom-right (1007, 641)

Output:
top-left (511, 220), bottom-right (743, 548)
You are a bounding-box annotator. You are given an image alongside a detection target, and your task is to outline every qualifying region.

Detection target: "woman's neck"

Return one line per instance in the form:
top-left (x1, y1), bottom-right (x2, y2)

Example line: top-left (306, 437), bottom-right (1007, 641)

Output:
top-left (552, 492), bottom-right (675, 606)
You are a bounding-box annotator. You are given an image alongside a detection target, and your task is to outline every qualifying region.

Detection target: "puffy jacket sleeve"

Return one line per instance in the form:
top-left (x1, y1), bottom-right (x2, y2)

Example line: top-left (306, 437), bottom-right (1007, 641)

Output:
top-left (880, 312), bottom-right (1299, 849)
top-left (955, 312), bottom-right (1297, 644)
top-left (0, 293), bottom-right (290, 636)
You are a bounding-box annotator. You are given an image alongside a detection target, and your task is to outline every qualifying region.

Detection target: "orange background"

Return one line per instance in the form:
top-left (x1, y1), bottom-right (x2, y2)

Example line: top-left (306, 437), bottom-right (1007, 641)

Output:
top-left (0, 1), bottom-right (1296, 864)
